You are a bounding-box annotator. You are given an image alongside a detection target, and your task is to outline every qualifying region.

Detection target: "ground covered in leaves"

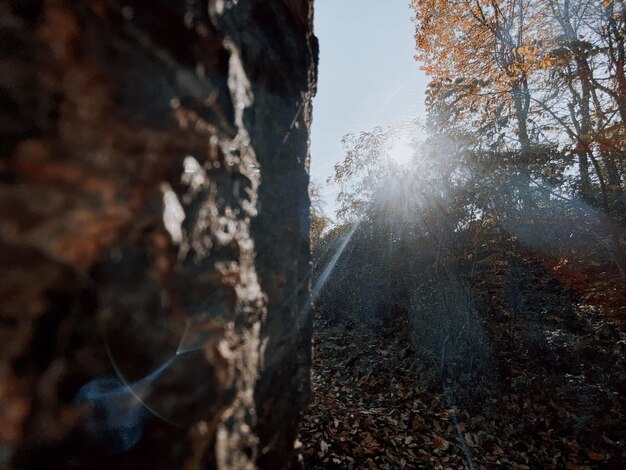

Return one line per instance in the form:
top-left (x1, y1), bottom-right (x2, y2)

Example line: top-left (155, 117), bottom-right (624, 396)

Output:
top-left (299, 262), bottom-right (626, 469)
top-left (299, 318), bottom-right (472, 469)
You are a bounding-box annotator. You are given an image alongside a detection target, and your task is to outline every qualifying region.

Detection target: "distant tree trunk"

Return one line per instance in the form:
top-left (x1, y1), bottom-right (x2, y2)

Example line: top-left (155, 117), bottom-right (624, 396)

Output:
top-left (511, 77), bottom-right (535, 211)
top-left (512, 78), bottom-right (532, 171)
top-left (0, 1), bottom-right (317, 468)
top-left (574, 59), bottom-right (593, 200)
top-left (605, 1), bottom-right (626, 126)
top-left (604, 152), bottom-right (622, 192)
top-left (548, 0), bottom-right (594, 198)
top-left (577, 153), bottom-right (592, 198)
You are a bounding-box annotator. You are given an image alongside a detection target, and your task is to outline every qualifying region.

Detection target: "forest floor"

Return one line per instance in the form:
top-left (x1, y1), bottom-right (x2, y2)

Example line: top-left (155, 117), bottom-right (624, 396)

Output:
top-left (298, 259), bottom-right (626, 469)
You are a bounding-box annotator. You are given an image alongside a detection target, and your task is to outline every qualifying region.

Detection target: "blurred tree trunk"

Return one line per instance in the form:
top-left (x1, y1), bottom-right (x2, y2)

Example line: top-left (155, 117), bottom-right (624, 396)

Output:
top-left (0, 0), bottom-right (317, 468)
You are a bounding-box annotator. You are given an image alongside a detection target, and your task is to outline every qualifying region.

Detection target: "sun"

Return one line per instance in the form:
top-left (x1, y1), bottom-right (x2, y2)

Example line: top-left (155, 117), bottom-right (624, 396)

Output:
top-left (387, 134), bottom-right (414, 166)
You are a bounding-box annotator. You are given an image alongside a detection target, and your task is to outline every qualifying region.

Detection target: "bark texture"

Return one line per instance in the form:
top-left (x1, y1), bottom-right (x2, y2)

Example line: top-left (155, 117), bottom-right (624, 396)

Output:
top-left (0, 0), bottom-right (317, 468)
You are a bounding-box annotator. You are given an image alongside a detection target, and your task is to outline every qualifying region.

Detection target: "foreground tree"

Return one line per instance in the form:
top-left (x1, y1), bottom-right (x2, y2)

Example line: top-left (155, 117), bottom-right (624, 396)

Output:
top-left (0, 1), bottom-right (317, 468)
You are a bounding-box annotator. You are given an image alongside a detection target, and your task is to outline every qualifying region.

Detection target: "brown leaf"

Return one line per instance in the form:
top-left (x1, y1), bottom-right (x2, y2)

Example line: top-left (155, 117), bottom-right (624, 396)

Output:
top-left (586, 450), bottom-right (605, 461)
top-left (565, 462), bottom-right (589, 470)
top-left (432, 435), bottom-right (450, 450)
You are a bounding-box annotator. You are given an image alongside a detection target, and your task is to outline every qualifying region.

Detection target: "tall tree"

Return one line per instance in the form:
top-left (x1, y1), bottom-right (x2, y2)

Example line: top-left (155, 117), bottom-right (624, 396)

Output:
top-left (412, 0), bottom-right (552, 170)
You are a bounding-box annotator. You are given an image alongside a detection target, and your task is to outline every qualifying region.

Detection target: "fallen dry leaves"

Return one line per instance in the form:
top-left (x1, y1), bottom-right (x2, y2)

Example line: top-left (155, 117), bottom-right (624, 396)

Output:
top-left (299, 310), bottom-right (626, 469)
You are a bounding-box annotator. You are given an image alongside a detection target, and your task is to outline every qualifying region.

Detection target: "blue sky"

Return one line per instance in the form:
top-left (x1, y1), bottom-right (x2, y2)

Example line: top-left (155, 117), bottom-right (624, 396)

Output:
top-left (310, 0), bottom-right (429, 217)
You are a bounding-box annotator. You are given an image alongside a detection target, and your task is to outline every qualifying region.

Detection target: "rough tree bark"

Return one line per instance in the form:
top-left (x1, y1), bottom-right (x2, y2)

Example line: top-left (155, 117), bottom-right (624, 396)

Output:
top-left (0, 0), bottom-right (317, 468)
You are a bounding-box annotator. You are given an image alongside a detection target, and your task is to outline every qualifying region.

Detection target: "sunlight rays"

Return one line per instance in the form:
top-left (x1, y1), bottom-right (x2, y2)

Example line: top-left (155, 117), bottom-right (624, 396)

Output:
top-left (312, 220), bottom-right (360, 299)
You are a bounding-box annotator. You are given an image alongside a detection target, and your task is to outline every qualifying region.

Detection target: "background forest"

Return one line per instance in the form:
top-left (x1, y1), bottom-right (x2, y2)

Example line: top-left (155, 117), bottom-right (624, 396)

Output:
top-left (301, 1), bottom-right (626, 468)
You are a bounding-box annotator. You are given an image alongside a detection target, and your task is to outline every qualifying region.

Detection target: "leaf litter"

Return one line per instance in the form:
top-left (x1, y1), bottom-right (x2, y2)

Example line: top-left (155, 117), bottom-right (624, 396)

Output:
top-left (298, 273), bottom-right (626, 469)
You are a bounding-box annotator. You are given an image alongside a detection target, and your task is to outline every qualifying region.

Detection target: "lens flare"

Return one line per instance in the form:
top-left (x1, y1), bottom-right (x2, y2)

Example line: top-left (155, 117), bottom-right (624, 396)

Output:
top-left (75, 356), bottom-right (175, 451)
